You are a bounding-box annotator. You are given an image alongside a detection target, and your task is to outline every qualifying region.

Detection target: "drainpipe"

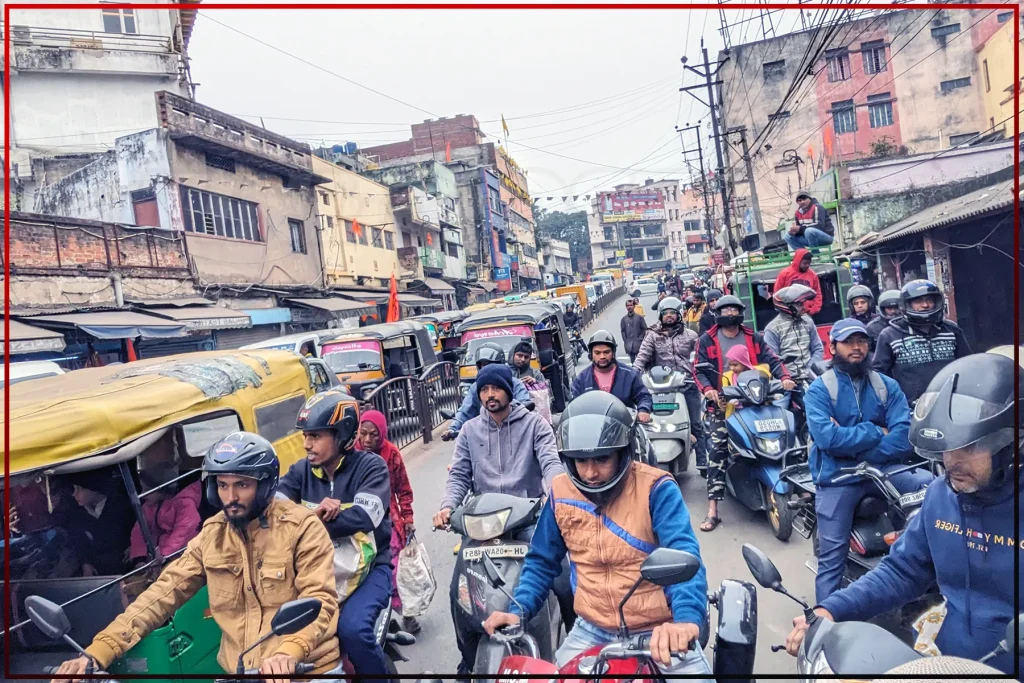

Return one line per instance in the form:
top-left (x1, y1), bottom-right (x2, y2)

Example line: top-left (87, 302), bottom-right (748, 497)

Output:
top-left (111, 273), bottom-right (125, 307)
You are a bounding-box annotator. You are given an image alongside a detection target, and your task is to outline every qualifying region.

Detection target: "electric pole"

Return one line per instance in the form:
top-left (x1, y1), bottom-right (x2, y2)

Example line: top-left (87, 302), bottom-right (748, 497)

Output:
top-left (676, 122), bottom-right (715, 252)
top-left (732, 126), bottom-right (766, 245)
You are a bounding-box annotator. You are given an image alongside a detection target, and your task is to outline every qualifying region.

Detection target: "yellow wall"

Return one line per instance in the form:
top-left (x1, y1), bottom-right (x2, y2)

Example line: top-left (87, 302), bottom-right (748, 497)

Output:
top-left (313, 156), bottom-right (399, 287)
top-left (977, 19), bottom-right (1023, 137)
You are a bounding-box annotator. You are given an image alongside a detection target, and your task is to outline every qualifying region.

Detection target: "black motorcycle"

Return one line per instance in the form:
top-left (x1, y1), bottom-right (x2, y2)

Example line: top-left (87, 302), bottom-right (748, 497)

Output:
top-left (569, 328), bottom-right (587, 365)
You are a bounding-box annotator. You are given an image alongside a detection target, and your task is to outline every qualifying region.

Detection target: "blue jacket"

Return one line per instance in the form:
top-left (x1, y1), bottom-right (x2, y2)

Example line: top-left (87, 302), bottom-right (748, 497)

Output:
top-left (821, 473), bottom-right (1022, 674)
top-left (450, 375), bottom-right (530, 432)
top-left (805, 369), bottom-right (913, 486)
top-left (571, 362), bottom-right (654, 414)
top-left (510, 475), bottom-right (708, 628)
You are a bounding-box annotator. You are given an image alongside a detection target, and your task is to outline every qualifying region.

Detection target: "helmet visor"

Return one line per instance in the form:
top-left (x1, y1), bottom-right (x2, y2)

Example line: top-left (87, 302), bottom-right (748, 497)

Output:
top-left (558, 413), bottom-right (631, 459)
top-left (912, 387), bottom-right (1013, 455)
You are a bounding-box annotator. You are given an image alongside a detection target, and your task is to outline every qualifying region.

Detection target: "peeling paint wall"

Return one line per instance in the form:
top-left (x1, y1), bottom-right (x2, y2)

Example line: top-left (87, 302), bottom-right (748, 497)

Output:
top-left (9, 274), bottom-right (196, 310)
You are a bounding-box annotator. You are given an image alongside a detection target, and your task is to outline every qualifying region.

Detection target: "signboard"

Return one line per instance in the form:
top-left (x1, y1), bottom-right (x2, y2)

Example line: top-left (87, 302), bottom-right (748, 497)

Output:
top-left (322, 340), bottom-right (381, 354)
top-left (493, 266), bottom-right (511, 280)
top-left (463, 325), bottom-right (533, 343)
top-left (599, 190), bottom-right (666, 223)
top-left (615, 249), bottom-right (627, 258)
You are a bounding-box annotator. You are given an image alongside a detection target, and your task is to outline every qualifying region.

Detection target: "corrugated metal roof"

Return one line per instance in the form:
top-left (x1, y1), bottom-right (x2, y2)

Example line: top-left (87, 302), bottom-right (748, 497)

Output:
top-left (422, 277), bottom-right (456, 292)
top-left (287, 298), bottom-right (376, 315)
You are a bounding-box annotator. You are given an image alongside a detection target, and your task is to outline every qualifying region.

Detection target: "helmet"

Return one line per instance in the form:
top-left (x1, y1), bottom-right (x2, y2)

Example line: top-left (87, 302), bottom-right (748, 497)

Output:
top-left (474, 341), bottom-right (507, 368)
top-left (658, 296), bottom-right (683, 323)
top-left (712, 294), bottom-right (746, 313)
top-left (846, 284), bottom-right (875, 309)
top-left (773, 284), bottom-right (816, 317)
top-left (911, 352), bottom-right (1022, 495)
top-left (557, 392), bottom-right (635, 507)
top-left (587, 330), bottom-right (618, 358)
top-left (877, 289), bottom-right (901, 320)
top-left (900, 279), bottom-right (944, 328)
top-left (202, 431), bottom-right (280, 513)
top-left (295, 390), bottom-right (360, 453)
top-left (713, 295), bottom-right (746, 328)
top-left (987, 345), bottom-right (1024, 369)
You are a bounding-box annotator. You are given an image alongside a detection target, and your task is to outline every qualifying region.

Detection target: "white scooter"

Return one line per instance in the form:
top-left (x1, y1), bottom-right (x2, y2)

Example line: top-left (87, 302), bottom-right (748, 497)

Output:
top-left (640, 365), bottom-right (693, 479)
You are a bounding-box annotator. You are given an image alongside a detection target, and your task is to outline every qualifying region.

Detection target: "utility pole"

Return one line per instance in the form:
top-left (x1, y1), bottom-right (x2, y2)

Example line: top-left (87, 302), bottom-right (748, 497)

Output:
top-left (676, 122), bottom-right (715, 252)
top-left (681, 40), bottom-right (735, 253)
top-left (731, 126), bottom-right (766, 245)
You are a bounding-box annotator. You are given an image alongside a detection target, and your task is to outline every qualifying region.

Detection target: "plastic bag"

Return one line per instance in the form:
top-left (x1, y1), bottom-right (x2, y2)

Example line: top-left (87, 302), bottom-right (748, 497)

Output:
top-left (396, 535), bottom-right (436, 618)
top-left (334, 530), bottom-right (377, 603)
top-left (528, 381), bottom-right (553, 426)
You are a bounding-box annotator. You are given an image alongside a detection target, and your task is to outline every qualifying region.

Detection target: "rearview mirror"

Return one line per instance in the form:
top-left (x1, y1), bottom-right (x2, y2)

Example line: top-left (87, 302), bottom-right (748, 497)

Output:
top-left (742, 544), bottom-right (783, 590)
top-left (270, 599), bottom-right (322, 636)
top-left (440, 409), bottom-right (455, 420)
top-left (640, 548), bottom-right (701, 587)
top-left (481, 554), bottom-right (506, 589)
top-left (24, 596), bottom-right (71, 641)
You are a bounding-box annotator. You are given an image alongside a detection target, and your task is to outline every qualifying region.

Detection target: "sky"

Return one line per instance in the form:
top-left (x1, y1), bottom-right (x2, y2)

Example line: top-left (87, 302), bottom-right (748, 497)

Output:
top-left (188, 2), bottom-right (810, 213)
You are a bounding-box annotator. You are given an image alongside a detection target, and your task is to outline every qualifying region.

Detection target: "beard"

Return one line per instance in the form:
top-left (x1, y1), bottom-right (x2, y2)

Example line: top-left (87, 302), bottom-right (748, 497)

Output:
top-left (832, 353), bottom-right (870, 377)
top-left (485, 397), bottom-right (509, 413)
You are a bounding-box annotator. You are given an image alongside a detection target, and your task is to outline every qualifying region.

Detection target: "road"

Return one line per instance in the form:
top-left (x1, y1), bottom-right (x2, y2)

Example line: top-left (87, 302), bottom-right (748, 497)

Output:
top-left (397, 292), bottom-right (817, 677)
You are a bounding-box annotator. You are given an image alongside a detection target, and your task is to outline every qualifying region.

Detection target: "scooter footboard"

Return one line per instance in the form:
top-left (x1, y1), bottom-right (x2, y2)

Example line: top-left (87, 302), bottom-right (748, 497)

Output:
top-left (713, 579), bottom-right (757, 681)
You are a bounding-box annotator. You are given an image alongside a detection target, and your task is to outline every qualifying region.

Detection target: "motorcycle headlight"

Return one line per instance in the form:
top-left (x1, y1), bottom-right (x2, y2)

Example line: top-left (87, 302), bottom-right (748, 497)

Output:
top-left (463, 508), bottom-right (512, 541)
top-left (645, 422), bottom-right (662, 432)
top-left (756, 437), bottom-right (782, 455)
top-left (456, 574), bottom-right (472, 613)
top-left (663, 422), bottom-right (677, 433)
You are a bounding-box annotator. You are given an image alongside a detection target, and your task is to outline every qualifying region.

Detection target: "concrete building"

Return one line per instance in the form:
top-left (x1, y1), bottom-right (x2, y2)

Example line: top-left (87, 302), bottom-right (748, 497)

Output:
top-left (588, 180), bottom-right (672, 275)
top-left (3, 1), bottom-right (196, 210)
top-left (976, 14), bottom-right (1024, 139)
top-left (539, 236), bottom-right (573, 285)
top-left (717, 7), bottom-right (1012, 249)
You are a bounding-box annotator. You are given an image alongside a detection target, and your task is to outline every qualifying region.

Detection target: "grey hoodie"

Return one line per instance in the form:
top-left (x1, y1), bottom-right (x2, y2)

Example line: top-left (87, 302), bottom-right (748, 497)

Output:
top-left (441, 401), bottom-right (563, 511)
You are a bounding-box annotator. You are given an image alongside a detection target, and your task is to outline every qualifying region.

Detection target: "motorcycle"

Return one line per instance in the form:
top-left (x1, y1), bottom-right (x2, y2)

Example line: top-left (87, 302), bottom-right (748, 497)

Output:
top-left (640, 365), bottom-right (693, 479)
top-left (488, 548), bottom-right (757, 683)
top-left (720, 369), bottom-right (806, 541)
top-left (569, 328), bottom-right (587, 365)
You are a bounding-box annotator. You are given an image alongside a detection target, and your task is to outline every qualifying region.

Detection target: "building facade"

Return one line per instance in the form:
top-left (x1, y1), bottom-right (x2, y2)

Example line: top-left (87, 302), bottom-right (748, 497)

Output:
top-left (539, 236), bottom-right (573, 285)
top-left (588, 180), bottom-right (672, 274)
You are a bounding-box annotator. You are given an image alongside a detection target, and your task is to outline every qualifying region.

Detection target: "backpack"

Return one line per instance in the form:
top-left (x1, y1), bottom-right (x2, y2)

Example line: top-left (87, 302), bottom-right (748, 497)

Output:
top-left (819, 368), bottom-right (888, 408)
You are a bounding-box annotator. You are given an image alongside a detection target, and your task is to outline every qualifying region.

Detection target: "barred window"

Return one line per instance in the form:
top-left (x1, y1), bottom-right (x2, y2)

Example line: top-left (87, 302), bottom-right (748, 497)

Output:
top-left (867, 93), bottom-right (894, 128)
top-left (832, 100), bottom-right (857, 134)
top-left (862, 40), bottom-right (887, 75)
top-left (940, 77), bottom-right (971, 93)
top-left (826, 51), bottom-right (852, 82)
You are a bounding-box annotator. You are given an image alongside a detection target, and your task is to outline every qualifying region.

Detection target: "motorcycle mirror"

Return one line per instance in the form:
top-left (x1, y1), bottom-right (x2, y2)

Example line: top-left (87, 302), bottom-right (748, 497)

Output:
top-left (481, 554), bottom-right (507, 589)
top-left (651, 366), bottom-right (672, 383)
top-left (270, 599), bottom-right (322, 636)
top-left (24, 595), bottom-right (71, 641)
top-left (639, 548), bottom-right (701, 586)
top-left (440, 409), bottom-right (455, 420)
top-left (741, 544), bottom-right (783, 590)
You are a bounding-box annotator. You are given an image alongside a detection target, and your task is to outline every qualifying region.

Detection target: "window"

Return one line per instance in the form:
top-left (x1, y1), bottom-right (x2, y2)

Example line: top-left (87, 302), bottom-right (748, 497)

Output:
top-left (371, 227), bottom-right (384, 248)
top-left (488, 188), bottom-right (503, 215)
top-left (102, 7), bottom-right (137, 34)
top-left (307, 363), bottom-right (332, 393)
top-left (983, 59), bottom-right (991, 93)
top-left (447, 242), bottom-right (459, 258)
top-left (345, 220), bottom-right (357, 243)
top-left (255, 395), bottom-right (308, 444)
top-left (182, 187), bottom-right (261, 241)
top-left (683, 219), bottom-right (702, 232)
top-left (832, 100), bottom-right (857, 134)
top-left (182, 413), bottom-right (243, 458)
top-left (949, 132), bottom-right (980, 147)
top-left (763, 60), bottom-right (786, 81)
top-left (826, 51), bottom-right (852, 82)
top-left (288, 219), bottom-right (307, 254)
top-left (358, 226), bottom-right (368, 246)
top-left (321, 192), bottom-right (330, 206)
top-left (867, 93), bottom-right (894, 128)
top-left (940, 77), bottom-right (971, 93)
top-left (205, 153), bottom-right (235, 173)
top-left (385, 231), bottom-right (395, 250)
top-left (861, 40), bottom-right (887, 75)
top-left (931, 23), bottom-right (961, 39)
top-left (325, 215), bottom-right (334, 229)
top-left (998, 11), bottom-right (1013, 23)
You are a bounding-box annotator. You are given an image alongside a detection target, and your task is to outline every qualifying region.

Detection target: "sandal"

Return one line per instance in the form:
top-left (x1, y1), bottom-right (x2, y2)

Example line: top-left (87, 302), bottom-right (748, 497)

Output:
top-left (700, 515), bottom-right (721, 532)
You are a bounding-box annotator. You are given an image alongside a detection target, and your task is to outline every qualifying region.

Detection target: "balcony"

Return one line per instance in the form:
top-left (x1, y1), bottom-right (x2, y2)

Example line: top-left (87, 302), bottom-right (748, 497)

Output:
top-left (623, 235), bottom-right (669, 248)
top-left (5, 24), bottom-right (181, 76)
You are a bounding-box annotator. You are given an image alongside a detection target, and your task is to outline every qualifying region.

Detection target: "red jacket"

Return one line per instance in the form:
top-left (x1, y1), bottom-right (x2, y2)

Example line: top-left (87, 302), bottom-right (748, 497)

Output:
top-left (375, 439), bottom-right (415, 547)
top-left (773, 248), bottom-right (823, 315)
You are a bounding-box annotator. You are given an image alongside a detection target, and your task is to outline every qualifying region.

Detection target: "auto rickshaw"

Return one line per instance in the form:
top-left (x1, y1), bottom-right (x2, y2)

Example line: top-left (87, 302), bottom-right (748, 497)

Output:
top-left (454, 302), bottom-right (575, 412)
top-left (409, 311), bottom-right (471, 355)
top-left (555, 284), bottom-right (589, 310)
top-left (318, 320), bottom-right (438, 400)
top-left (1, 350), bottom-right (334, 680)
top-left (240, 329), bottom-right (339, 357)
top-left (465, 302), bottom-right (497, 313)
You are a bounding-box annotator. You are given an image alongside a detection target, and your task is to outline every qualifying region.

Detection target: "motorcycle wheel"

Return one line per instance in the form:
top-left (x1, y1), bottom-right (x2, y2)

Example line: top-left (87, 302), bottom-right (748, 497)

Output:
top-left (766, 487), bottom-right (794, 542)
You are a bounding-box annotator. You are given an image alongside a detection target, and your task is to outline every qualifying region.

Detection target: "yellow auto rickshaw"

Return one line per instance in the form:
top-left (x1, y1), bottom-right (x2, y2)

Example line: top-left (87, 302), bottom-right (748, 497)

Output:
top-left (408, 310), bottom-right (471, 354)
top-left (319, 320), bottom-right (438, 400)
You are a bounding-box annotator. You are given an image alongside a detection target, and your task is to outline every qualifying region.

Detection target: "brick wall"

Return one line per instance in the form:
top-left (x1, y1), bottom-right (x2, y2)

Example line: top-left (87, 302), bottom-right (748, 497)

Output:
top-left (365, 115), bottom-right (484, 162)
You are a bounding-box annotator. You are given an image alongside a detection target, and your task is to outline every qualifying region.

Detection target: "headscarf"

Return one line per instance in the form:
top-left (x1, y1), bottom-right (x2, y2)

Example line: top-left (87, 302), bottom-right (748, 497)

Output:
top-left (725, 344), bottom-right (756, 371)
top-left (359, 409), bottom-right (389, 452)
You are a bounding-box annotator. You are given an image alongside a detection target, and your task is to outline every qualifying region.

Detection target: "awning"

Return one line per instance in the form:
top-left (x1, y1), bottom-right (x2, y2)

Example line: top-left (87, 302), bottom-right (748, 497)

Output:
top-left (127, 297), bottom-right (214, 308)
top-left (422, 277), bottom-right (455, 293)
top-left (145, 305), bottom-right (252, 330)
top-left (28, 311), bottom-right (188, 340)
top-left (4, 320), bottom-right (66, 354)
top-left (479, 282), bottom-right (498, 293)
top-left (286, 297), bottom-right (376, 318)
top-left (334, 290), bottom-right (389, 303)
top-left (397, 293), bottom-right (442, 307)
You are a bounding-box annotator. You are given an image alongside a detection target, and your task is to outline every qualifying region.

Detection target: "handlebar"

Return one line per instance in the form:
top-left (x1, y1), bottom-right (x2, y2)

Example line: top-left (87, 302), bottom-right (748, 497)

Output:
top-left (771, 644), bottom-right (787, 653)
top-left (214, 663), bottom-right (316, 682)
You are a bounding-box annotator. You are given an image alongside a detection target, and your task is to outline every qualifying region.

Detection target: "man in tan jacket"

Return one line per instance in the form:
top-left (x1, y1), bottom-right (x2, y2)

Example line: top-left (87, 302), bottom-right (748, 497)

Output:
top-left (50, 432), bottom-right (343, 682)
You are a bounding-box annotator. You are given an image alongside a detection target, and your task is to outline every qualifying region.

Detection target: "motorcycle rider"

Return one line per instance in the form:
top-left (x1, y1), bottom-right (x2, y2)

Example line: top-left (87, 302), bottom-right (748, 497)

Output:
top-left (873, 280), bottom-right (971, 405)
top-left (803, 320), bottom-right (933, 603)
top-left (510, 339), bottom-right (545, 387)
top-left (683, 290), bottom-right (706, 333)
top-left (573, 330), bottom-right (653, 422)
top-left (865, 289), bottom-right (900, 346)
top-left (696, 295), bottom-right (794, 531)
top-left (846, 284), bottom-right (877, 326)
top-left (763, 284), bottom-right (823, 430)
top-left (444, 342), bottom-right (530, 439)
top-left (276, 392), bottom-right (395, 679)
top-left (620, 298), bottom-right (649, 364)
top-left (50, 432), bottom-right (344, 683)
top-left (788, 351), bottom-right (1022, 675)
top-left (433, 363), bottom-right (570, 677)
top-left (632, 297), bottom-right (704, 469)
top-left (699, 289), bottom-right (721, 335)
top-left (482, 392), bottom-right (712, 679)
top-left (563, 302), bottom-right (581, 330)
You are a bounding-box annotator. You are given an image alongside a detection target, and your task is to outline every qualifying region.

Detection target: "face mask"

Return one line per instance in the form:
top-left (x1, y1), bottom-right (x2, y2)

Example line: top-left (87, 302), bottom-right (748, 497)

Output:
top-left (716, 314), bottom-right (744, 328)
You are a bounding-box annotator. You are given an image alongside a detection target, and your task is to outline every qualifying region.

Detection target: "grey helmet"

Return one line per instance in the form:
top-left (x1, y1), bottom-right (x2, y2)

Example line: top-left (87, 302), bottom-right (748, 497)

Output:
top-left (587, 329), bottom-right (618, 357)
top-left (657, 296), bottom-right (684, 323)
top-left (557, 391), bottom-right (635, 507)
top-left (877, 289), bottom-right (901, 320)
top-left (474, 341), bottom-right (507, 368)
top-left (846, 284), bottom-right (875, 309)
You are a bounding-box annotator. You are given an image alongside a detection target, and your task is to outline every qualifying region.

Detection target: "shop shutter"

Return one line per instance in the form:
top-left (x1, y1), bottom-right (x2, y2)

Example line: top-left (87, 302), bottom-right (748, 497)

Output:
top-left (215, 325), bottom-right (283, 350)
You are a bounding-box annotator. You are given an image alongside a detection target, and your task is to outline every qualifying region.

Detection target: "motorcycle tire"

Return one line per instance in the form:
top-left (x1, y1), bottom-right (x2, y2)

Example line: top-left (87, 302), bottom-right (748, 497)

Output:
top-left (767, 487), bottom-right (794, 542)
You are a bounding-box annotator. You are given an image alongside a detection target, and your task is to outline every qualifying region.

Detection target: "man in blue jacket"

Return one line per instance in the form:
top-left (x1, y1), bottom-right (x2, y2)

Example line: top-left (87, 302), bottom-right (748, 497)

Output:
top-left (804, 319), bottom-right (933, 602)
top-left (788, 352), bottom-right (1022, 675)
top-left (572, 329), bottom-right (653, 420)
top-left (444, 342), bottom-right (530, 438)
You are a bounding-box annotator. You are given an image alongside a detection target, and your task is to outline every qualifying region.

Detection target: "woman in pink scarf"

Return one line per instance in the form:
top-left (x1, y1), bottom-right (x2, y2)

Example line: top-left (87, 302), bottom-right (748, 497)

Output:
top-left (357, 409), bottom-right (419, 633)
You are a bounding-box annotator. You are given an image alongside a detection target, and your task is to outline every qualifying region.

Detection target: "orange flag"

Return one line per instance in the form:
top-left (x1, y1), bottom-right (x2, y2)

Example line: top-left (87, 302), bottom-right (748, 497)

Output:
top-left (426, 232), bottom-right (433, 245)
top-left (445, 141), bottom-right (452, 162)
top-left (352, 219), bottom-right (362, 237)
top-left (386, 273), bottom-right (400, 323)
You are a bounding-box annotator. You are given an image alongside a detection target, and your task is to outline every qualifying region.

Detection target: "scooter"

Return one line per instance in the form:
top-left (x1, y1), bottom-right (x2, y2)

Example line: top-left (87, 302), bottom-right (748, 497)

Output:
top-left (487, 548), bottom-right (758, 683)
top-left (721, 369), bottom-right (806, 541)
top-left (640, 365), bottom-right (693, 479)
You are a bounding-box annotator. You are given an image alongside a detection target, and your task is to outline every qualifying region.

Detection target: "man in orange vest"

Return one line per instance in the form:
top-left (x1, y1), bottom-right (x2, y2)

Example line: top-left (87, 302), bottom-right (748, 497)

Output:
top-left (482, 392), bottom-right (712, 679)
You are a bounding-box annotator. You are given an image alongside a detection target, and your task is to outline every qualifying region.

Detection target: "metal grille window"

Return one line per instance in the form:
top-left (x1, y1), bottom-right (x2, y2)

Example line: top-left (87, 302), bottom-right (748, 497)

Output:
top-left (763, 60), bottom-right (786, 81)
top-left (358, 225), bottom-right (368, 246)
top-left (862, 40), bottom-right (887, 75)
top-left (940, 77), bottom-right (971, 93)
top-left (321, 192), bottom-right (330, 206)
top-left (102, 8), bottom-right (137, 34)
top-left (931, 24), bottom-right (961, 39)
top-left (832, 100), bottom-right (857, 134)
top-left (867, 93), bottom-right (894, 128)
top-left (182, 187), bottom-right (261, 241)
top-left (385, 231), bottom-right (395, 250)
top-left (826, 51), bottom-right (852, 82)
top-left (288, 219), bottom-right (306, 254)
top-left (205, 153), bottom-right (235, 173)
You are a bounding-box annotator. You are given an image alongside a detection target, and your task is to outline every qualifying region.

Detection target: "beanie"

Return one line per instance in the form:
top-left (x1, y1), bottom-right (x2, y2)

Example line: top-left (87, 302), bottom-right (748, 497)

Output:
top-left (477, 363), bottom-right (514, 400)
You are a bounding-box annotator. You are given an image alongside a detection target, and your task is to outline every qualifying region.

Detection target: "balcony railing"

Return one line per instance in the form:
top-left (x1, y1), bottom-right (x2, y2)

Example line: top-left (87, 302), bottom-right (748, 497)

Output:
top-left (3, 23), bottom-right (176, 54)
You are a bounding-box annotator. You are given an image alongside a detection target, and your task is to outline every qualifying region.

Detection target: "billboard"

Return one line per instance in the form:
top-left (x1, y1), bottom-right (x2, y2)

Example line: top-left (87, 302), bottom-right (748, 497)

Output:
top-left (599, 190), bottom-right (666, 223)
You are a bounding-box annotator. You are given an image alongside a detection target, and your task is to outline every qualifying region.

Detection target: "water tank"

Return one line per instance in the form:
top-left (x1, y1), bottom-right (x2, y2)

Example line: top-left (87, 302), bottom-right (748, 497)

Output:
top-left (345, 141), bottom-right (359, 155)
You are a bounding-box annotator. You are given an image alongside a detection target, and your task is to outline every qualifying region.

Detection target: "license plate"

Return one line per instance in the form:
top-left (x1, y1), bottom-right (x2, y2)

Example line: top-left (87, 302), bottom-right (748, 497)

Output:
top-left (755, 418), bottom-right (786, 432)
top-left (462, 544), bottom-right (529, 561)
top-left (653, 402), bottom-right (679, 411)
top-left (899, 489), bottom-right (927, 507)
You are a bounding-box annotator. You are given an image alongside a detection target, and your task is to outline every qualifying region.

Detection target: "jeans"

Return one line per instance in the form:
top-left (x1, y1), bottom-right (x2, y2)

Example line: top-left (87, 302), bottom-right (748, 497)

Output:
top-left (555, 618), bottom-right (713, 681)
top-left (785, 227), bottom-right (834, 250)
top-left (316, 661), bottom-right (349, 683)
top-left (338, 562), bottom-right (393, 677)
top-left (683, 383), bottom-right (706, 470)
top-left (814, 465), bottom-right (935, 602)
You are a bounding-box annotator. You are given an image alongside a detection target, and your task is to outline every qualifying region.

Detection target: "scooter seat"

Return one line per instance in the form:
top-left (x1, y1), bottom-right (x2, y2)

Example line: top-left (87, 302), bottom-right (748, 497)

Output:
top-left (853, 496), bottom-right (888, 520)
top-left (822, 620), bottom-right (920, 676)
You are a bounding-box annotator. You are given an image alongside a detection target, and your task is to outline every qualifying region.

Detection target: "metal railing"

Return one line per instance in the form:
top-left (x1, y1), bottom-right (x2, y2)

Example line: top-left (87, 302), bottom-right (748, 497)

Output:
top-left (361, 361), bottom-right (462, 449)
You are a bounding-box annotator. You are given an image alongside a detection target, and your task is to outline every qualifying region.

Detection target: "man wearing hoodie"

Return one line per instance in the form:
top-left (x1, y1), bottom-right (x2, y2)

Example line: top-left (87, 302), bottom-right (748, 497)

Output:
top-left (787, 352), bottom-right (1021, 675)
top-left (786, 192), bottom-right (834, 250)
top-left (763, 284), bottom-right (824, 385)
top-left (772, 248), bottom-right (823, 316)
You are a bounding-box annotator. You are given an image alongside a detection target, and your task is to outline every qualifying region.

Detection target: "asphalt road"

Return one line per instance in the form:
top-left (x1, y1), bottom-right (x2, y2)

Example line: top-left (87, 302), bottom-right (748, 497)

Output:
top-left (397, 293), bottom-right (817, 677)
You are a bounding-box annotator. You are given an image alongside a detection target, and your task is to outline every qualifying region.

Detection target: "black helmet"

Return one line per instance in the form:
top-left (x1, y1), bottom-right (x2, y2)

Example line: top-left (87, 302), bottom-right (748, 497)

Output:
top-left (713, 294), bottom-right (746, 328)
top-left (295, 390), bottom-right (360, 453)
top-left (900, 279), bottom-right (945, 328)
top-left (557, 392), bottom-right (635, 507)
top-left (587, 329), bottom-right (618, 357)
top-left (658, 296), bottom-right (683, 323)
top-left (911, 353), bottom-right (1022, 495)
top-left (712, 294), bottom-right (746, 313)
top-left (773, 284), bottom-right (816, 317)
top-left (877, 289), bottom-right (901, 320)
top-left (202, 431), bottom-right (280, 512)
top-left (474, 341), bottom-right (506, 368)
top-left (846, 285), bottom-right (875, 309)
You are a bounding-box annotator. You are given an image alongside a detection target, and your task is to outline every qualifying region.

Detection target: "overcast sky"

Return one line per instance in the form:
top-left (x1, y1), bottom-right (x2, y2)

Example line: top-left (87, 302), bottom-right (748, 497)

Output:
top-left (189, 3), bottom-right (807, 212)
